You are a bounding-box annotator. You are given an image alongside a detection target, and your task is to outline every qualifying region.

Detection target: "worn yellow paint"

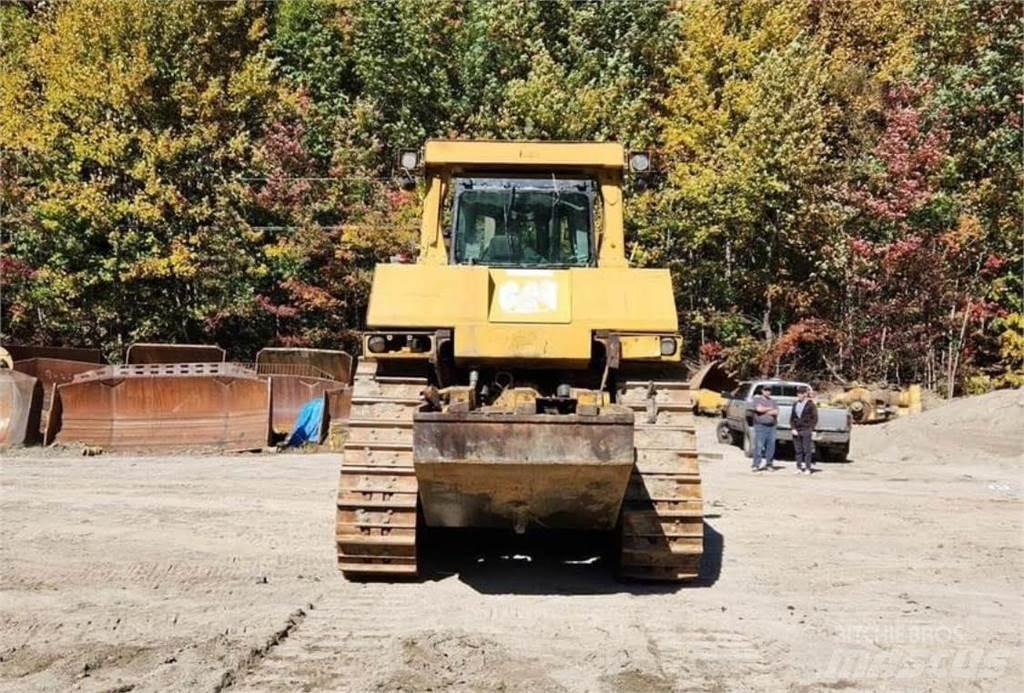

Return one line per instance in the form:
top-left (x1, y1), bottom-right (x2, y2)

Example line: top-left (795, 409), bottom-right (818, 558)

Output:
top-left (455, 323), bottom-right (592, 363)
top-left (596, 170), bottom-right (627, 268)
top-left (423, 140), bottom-right (625, 169)
top-left (369, 265), bottom-right (675, 329)
top-left (368, 264), bottom-right (678, 363)
top-left (620, 335), bottom-right (662, 359)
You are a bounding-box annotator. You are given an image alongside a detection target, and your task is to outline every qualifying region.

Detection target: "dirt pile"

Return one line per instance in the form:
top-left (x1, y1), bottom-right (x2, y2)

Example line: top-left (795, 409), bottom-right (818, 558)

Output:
top-left (853, 387), bottom-right (1024, 463)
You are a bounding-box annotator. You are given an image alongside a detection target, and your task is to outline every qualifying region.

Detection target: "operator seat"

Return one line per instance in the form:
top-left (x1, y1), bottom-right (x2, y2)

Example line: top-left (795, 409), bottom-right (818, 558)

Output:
top-left (482, 234), bottom-right (512, 263)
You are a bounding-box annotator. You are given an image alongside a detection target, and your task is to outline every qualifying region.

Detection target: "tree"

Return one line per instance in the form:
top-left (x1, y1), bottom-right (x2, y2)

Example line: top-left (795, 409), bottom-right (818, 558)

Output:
top-left (1, 0), bottom-right (279, 358)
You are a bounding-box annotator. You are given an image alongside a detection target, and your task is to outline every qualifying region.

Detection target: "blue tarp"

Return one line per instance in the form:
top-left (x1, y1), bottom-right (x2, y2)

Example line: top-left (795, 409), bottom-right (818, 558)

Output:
top-left (287, 397), bottom-right (324, 447)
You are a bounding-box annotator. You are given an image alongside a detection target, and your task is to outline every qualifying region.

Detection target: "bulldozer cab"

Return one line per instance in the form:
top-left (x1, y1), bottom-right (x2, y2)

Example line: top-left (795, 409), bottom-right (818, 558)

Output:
top-left (414, 141), bottom-right (630, 269)
top-left (450, 175), bottom-right (597, 268)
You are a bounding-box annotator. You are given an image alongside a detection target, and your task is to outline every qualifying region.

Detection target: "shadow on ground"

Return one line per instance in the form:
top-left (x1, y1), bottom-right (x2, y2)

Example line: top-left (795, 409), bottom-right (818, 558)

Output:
top-left (418, 521), bottom-right (723, 595)
top-left (716, 439), bottom-right (854, 465)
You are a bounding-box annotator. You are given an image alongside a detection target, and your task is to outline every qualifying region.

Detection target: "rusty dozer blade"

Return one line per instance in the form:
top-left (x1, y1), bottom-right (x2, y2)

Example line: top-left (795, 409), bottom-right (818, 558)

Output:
top-left (0, 369), bottom-right (43, 447)
top-left (2, 344), bottom-right (103, 364)
top-left (255, 348), bottom-right (353, 381)
top-left (13, 358), bottom-right (105, 441)
top-left (51, 363), bottom-right (270, 451)
top-left (125, 343), bottom-right (226, 364)
top-left (413, 410), bottom-right (635, 531)
top-left (256, 348), bottom-right (353, 436)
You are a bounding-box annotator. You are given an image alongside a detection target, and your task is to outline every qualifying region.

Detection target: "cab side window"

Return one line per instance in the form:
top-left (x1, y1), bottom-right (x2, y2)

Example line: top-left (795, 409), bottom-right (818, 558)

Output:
top-left (732, 383), bottom-right (752, 399)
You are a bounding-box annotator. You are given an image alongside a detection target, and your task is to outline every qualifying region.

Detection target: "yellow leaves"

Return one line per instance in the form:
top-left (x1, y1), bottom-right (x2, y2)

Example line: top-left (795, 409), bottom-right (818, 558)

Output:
top-left (996, 313), bottom-right (1024, 367)
top-left (228, 54), bottom-right (276, 115)
top-left (946, 213), bottom-right (986, 248)
top-left (122, 241), bottom-right (199, 281)
top-left (265, 240), bottom-right (306, 265)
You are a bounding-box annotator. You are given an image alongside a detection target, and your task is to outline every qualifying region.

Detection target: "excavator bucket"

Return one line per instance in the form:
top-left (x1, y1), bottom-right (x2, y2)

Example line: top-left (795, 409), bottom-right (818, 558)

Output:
top-left (50, 363), bottom-right (270, 451)
top-left (689, 360), bottom-right (736, 415)
top-left (256, 348), bottom-right (353, 436)
top-left (0, 370), bottom-right (43, 447)
top-left (126, 343), bottom-right (226, 364)
top-left (12, 358), bottom-right (104, 441)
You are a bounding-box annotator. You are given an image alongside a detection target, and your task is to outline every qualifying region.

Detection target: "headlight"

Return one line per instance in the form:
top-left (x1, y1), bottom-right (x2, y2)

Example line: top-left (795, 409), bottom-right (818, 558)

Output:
top-left (399, 149), bottom-right (419, 170)
top-left (367, 335), bottom-right (387, 353)
top-left (410, 335), bottom-right (431, 353)
top-left (660, 337), bottom-right (677, 356)
top-left (628, 151), bottom-right (650, 173)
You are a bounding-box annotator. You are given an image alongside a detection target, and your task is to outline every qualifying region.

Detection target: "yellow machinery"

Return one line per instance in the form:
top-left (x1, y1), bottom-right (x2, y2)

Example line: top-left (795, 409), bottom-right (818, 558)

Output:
top-left (337, 141), bottom-right (703, 581)
top-left (831, 384), bottom-right (923, 423)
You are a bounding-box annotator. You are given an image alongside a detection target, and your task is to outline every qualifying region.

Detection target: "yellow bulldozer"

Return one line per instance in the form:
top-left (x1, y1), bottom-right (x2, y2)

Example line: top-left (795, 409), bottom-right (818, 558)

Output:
top-left (336, 141), bottom-right (703, 581)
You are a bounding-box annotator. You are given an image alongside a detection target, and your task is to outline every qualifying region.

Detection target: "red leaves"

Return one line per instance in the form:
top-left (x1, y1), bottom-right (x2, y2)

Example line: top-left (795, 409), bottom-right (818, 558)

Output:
top-left (281, 279), bottom-right (340, 312)
top-left (252, 120), bottom-right (315, 215)
top-left (699, 341), bottom-right (723, 362)
top-left (766, 318), bottom-right (836, 358)
top-left (256, 294), bottom-right (298, 319)
top-left (982, 255), bottom-right (1006, 274)
top-left (848, 81), bottom-right (950, 225)
top-left (0, 256), bottom-right (35, 280)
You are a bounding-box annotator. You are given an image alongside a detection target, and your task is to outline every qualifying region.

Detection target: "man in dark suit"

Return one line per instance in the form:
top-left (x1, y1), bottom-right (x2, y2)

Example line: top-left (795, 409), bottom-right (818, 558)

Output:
top-left (791, 385), bottom-right (818, 474)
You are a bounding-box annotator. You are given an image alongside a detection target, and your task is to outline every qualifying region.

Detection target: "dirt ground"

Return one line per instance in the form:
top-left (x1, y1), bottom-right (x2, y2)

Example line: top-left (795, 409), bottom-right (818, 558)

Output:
top-left (2, 389), bottom-right (1022, 692)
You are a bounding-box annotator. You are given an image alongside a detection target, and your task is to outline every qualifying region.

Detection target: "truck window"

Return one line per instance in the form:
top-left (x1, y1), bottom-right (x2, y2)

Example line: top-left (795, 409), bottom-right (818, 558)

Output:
top-left (451, 176), bottom-right (596, 268)
top-left (757, 383), bottom-right (800, 397)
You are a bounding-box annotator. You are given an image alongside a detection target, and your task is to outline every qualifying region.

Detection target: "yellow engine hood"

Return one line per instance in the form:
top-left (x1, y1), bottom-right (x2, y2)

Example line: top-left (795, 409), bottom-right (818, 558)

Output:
top-left (366, 264), bottom-right (678, 364)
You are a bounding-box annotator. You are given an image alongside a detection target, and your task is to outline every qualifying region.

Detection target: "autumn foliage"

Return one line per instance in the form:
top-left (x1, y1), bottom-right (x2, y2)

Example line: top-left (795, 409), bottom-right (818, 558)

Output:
top-left (1, 0), bottom-right (1020, 395)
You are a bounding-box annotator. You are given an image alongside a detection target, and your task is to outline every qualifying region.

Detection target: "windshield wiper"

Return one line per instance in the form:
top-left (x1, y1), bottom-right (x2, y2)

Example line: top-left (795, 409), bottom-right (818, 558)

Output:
top-left (503, 185), bottom-right (519, 263)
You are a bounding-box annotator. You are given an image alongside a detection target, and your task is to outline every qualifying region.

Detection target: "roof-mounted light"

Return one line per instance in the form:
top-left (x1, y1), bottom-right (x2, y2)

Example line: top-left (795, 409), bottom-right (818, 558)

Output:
top-left (628, 151), bottom-right (651, 173)
top-left (398, 149), bottom-right (420, 171)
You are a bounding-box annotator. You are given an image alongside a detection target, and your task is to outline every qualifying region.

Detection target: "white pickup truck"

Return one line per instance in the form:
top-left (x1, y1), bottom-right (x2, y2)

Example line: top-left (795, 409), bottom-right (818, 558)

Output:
top-left (716, 379), bottom-right (852, 462)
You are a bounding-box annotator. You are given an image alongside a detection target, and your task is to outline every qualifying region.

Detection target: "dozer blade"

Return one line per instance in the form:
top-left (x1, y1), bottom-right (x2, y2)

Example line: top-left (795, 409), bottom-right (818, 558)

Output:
top-left (267, 376), bottom-right (349, 436)
top-left (2, 344), bottom-right (103, 364)
top-left (0, 370), bottom-right (43, 447)
top-left (51, 363), bottom-right (270, 451)
top-left (125, 343), bottom-right (226, 364)
top-left (256, 348), bottom-right (353, 382)
top-left (255, 349), bottom-right (354, 436)
top-left (413, 411), bottom-right (635, 531)
top-left (12, 358), bottom-right (104, 440)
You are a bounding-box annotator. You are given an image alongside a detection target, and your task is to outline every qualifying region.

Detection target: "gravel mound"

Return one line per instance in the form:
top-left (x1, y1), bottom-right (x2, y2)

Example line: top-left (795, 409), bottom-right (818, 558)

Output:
top-left (853, 387), bottom-right (1024, 463)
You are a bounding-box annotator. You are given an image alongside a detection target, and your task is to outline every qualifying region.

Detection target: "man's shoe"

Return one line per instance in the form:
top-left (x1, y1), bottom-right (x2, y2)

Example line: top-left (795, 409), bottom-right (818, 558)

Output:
top-left (757, 463), bottom-right (768, 471)
top-left (795, 465), bottom-right (803, 473)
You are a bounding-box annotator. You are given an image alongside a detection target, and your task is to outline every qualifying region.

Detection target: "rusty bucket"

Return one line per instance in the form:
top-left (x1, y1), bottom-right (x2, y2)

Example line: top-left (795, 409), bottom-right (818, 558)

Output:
top-left (2, 344), bottom-right (103, 364)
top-left (126, 343), bottom-right (226, 364)
top-left (13, 358), bottom-right (104, 440)
top-left (51, 363), bottom-right (270, 451)
top-left (0, 370), bottom-right (43, 447)
top-left (255, 348), bottom-right (352, 382)
top-left (256, 349), bottom-right (353, 436)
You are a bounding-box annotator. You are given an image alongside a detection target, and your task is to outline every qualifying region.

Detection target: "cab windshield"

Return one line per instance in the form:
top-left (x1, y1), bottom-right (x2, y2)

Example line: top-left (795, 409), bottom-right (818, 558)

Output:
top-left (451, 176), bottom-right (596, 267)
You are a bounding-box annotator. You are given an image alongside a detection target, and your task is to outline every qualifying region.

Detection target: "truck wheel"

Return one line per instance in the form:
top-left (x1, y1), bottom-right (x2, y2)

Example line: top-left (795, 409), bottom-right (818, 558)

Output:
top-left (826, 443), bottom-right (850, 463)
top-left (716, 421), bottom-right (733, 444)
top-left (743, 427), bottom-right (754, 458)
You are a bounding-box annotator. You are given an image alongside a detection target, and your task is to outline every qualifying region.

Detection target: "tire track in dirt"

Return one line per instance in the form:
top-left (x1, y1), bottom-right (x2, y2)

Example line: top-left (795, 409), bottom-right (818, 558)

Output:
top-left (214, 605), bottom-right (311, 692)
